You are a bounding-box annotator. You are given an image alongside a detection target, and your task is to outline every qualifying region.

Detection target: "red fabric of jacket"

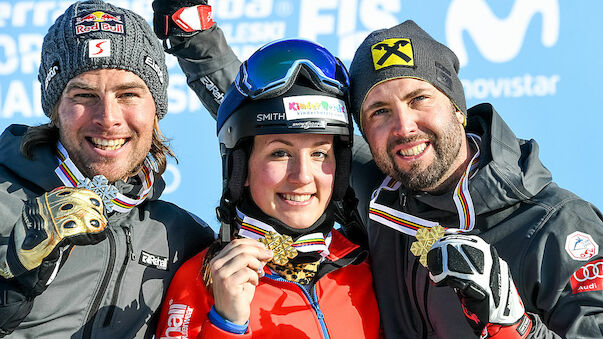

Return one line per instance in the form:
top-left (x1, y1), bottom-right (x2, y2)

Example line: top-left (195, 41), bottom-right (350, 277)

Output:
top-left (155, 230), bottom-right (381, 338)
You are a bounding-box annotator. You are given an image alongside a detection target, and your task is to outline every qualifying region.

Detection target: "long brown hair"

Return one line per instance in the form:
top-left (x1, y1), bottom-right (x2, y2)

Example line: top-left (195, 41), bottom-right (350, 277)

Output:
top-left (20, 104), bottom-right (176, 175)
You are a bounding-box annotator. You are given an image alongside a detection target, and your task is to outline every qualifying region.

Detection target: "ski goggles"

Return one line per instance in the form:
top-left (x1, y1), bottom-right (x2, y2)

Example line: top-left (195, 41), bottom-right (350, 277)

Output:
top-left (234, 39), bottom-right (350, 100)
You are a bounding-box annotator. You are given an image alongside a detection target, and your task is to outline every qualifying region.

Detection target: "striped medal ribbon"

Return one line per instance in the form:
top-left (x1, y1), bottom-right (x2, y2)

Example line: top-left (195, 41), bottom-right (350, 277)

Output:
top-left (235, 208), bottom-right (332, 258)
top-left (54, 142), bottom-right (156, 213)
top-left (369, 134), bottom-right (482, 237)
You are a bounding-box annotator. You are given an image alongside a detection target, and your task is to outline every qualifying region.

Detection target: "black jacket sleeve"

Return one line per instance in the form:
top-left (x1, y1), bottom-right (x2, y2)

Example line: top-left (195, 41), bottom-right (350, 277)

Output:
top-left (166, 24), bottom-right (241, 119)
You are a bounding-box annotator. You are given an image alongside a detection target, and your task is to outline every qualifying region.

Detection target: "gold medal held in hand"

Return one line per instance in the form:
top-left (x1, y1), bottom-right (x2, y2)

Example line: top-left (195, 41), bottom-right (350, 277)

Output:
top-left (410, 225), bottom-right (445, 267)
top-left (258, 231), bottom-right (298, 265)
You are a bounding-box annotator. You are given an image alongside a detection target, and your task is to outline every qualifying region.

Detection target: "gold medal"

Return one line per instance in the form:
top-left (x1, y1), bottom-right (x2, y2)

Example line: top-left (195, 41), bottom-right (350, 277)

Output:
top-left (258, 231), bottom-right (298, 265)
top-left (410, 225), bottom-right (445, 267)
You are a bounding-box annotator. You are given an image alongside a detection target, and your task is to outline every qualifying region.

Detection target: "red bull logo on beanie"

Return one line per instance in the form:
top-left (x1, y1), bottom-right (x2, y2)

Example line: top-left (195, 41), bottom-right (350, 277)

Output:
top-left (371, 38), bottom-right (414, 70)
top-left (74, 11), bottom-right (125, 36)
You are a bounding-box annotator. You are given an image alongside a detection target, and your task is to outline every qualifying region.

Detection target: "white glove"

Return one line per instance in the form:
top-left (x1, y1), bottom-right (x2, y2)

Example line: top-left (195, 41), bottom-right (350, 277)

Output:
top-left (426, 234), bottom-right (532, 338)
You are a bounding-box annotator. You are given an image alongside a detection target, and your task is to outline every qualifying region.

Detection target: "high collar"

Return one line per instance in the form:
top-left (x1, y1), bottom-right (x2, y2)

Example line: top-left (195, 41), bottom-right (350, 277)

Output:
top-left (236, 191), bottom-right (335, 239)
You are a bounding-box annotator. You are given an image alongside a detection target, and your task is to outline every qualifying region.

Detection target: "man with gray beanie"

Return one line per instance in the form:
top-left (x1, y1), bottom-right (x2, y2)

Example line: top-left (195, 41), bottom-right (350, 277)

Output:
top-left (0, 1), bottom-right (214, 337)
top-left (149, 4), bottom-right (603, 338)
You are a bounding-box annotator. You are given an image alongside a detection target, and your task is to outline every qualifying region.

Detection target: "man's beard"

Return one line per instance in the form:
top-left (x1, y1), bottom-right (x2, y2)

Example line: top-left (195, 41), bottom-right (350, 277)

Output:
top-left (373, 112), bottom-right (464, 192)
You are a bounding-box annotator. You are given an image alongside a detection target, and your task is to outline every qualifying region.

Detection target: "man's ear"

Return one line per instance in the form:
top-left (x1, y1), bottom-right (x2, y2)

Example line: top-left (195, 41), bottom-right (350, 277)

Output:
top-left (455, 109), bottom-right (466, 126)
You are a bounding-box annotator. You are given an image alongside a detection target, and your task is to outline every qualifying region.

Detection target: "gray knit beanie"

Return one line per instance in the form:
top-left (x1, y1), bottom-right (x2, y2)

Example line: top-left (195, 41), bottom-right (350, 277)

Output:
top-left (39, 0), bottom-right (169, 119)
top-left (349, 20), bottom-right (466, 134)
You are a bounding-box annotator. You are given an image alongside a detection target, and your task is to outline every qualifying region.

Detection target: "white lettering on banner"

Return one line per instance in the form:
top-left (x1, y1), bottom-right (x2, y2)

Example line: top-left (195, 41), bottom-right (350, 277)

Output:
top-left (160, 301), bottom-right (194, 339)
top-left (214, 0), bottom-right (273, 19)
top-left (0, 1), bottom-right (70, 27)
top-left (0, 1), bottom-right (151, 28)
top-left (163, 164), bottom-right (181, 195)
top-left (462, 74), bottom-right (560, 99)
top-left (221, 21), bottom-right (285, 44)
top-left (167, 75), bottom-right (202, 114)
top-left (446, 0), bottom-right (559, 67)
top-left (298, 0), bottom-right (400, 61)
top-left (0, 34), bottom-right (45, 75)
top-left (0, 80), bottom-right (43, 118)
top-left (0, 34), bottom-right (18, 74)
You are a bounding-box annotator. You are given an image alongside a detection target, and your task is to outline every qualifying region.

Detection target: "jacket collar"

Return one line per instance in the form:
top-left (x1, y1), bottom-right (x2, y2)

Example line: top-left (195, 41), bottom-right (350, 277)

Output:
top-left (407, 104), bottom-right (552, 220)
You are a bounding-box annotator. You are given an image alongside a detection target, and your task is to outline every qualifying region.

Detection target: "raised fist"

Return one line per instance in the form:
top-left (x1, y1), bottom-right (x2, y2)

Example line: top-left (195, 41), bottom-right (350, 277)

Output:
top-left (1, 187), bottom-right (107, 279)
top-left (152, 0), bottom-right (214, 40)
top-left (426, 234), bottom-right (532, 338)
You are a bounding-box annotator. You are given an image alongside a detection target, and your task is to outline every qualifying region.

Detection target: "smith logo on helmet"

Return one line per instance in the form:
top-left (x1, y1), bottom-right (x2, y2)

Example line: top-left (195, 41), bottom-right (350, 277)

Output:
top-left (257, 112), bottom-right (286, 122)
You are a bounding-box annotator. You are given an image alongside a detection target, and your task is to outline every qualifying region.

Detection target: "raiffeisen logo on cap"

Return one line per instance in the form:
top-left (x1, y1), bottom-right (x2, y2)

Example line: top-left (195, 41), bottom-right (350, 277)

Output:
top-left (371, 38), bottom-right (414, 70)
top-left (283, 95), bottom-right (348, 123)
top-left (74, 10), bottom-right (126, 35)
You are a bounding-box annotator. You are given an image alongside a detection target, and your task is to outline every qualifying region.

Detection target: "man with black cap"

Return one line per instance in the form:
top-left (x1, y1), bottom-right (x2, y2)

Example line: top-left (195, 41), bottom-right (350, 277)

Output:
top-left (0, 1), bottom-right (214, 337)
top-left (151, 2), bottom-right (603, 337)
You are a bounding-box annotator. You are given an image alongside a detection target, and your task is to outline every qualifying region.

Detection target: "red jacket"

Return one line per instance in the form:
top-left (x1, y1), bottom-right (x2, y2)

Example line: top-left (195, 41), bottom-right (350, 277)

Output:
top-left (156, 230), bottom-right (382, 338)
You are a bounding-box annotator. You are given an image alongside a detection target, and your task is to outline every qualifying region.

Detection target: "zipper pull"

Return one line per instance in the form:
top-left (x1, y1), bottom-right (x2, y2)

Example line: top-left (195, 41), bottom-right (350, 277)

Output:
top-left (124, 227), bottom-right (135, 260)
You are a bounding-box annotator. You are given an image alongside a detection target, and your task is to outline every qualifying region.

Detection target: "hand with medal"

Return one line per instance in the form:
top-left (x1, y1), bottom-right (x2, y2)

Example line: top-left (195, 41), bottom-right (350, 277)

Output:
top-left (426, 235), bottom-right (533, 338)
top-left (1, 187), bottom-right (107, 289)
top-left (209, 238), bottom-right (273, 325)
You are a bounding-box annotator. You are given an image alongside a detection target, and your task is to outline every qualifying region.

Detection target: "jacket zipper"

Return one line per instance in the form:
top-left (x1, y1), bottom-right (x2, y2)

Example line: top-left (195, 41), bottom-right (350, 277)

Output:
top-left (267, 274), bottom-right (330, 339)
top-left (82, 229), bottom-right (117, 338)
top-left (411, 259), bottom-right (428, 339)
top-left (103, 225), bottom-right (134, 326)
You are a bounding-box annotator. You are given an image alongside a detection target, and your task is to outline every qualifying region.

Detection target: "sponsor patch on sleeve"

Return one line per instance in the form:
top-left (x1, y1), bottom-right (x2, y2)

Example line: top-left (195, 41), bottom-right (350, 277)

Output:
top-left (371, 38), bottom-right (414, 70)
top-left (161, 300), bottom-right (194, 339)
top-left (570, 259), bottom-right (603, 294)
top-left (565, 231), bottom-right (599, 261)
top-left (283, 95), bottom-right (348, 123)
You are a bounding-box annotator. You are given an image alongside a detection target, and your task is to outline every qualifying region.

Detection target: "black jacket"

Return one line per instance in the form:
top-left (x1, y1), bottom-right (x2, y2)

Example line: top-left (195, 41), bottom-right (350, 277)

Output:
top-left (352, 104), bottom-right (603, 338)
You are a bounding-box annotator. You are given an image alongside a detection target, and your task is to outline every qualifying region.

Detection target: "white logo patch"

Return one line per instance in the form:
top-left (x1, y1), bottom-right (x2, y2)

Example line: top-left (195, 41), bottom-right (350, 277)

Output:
top-left (144, 56), bottom-right (164, 84)
top-left (283, 95), bottom-right (348, 123)
top-left (89, 39), bottom-right (111, 58)
top-left (139, 250), bottom-right (168, 270)
top-left (565, 231), bottom-right (599, 261)
top-left (44, 63), bottom-right (60, 90)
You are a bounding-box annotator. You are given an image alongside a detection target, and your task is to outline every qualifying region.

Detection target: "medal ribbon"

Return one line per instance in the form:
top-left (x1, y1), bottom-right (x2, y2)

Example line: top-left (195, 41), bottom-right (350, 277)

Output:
top-left (54, 142), bottom-right (155, 213)
top-left (235, 208), bottom-right (332, 257)
top-left (369, 134), bottom-right (481, 236)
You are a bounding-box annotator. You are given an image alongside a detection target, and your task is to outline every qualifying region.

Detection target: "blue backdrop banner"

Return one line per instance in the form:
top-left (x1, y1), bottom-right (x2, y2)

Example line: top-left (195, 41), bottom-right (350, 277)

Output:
top-left (1, 0), bottom-right (601, 231)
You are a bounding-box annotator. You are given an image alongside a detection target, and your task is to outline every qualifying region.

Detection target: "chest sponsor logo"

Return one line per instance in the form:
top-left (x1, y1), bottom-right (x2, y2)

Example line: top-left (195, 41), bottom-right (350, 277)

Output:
top-left (74, 10), bottom-right (126, 36)
top-left (565, 231), bottom-right (599, 261)
top-left (570, 259), bottom-right (603, 294)
top-left (89, 39), bottom-right (111, 58)
top-left (160, 300), bottom-right (194, 339)
top-left (139, 250), bottom-right (168, 270)
top-left (371, 38), bottom-right (414, 70)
